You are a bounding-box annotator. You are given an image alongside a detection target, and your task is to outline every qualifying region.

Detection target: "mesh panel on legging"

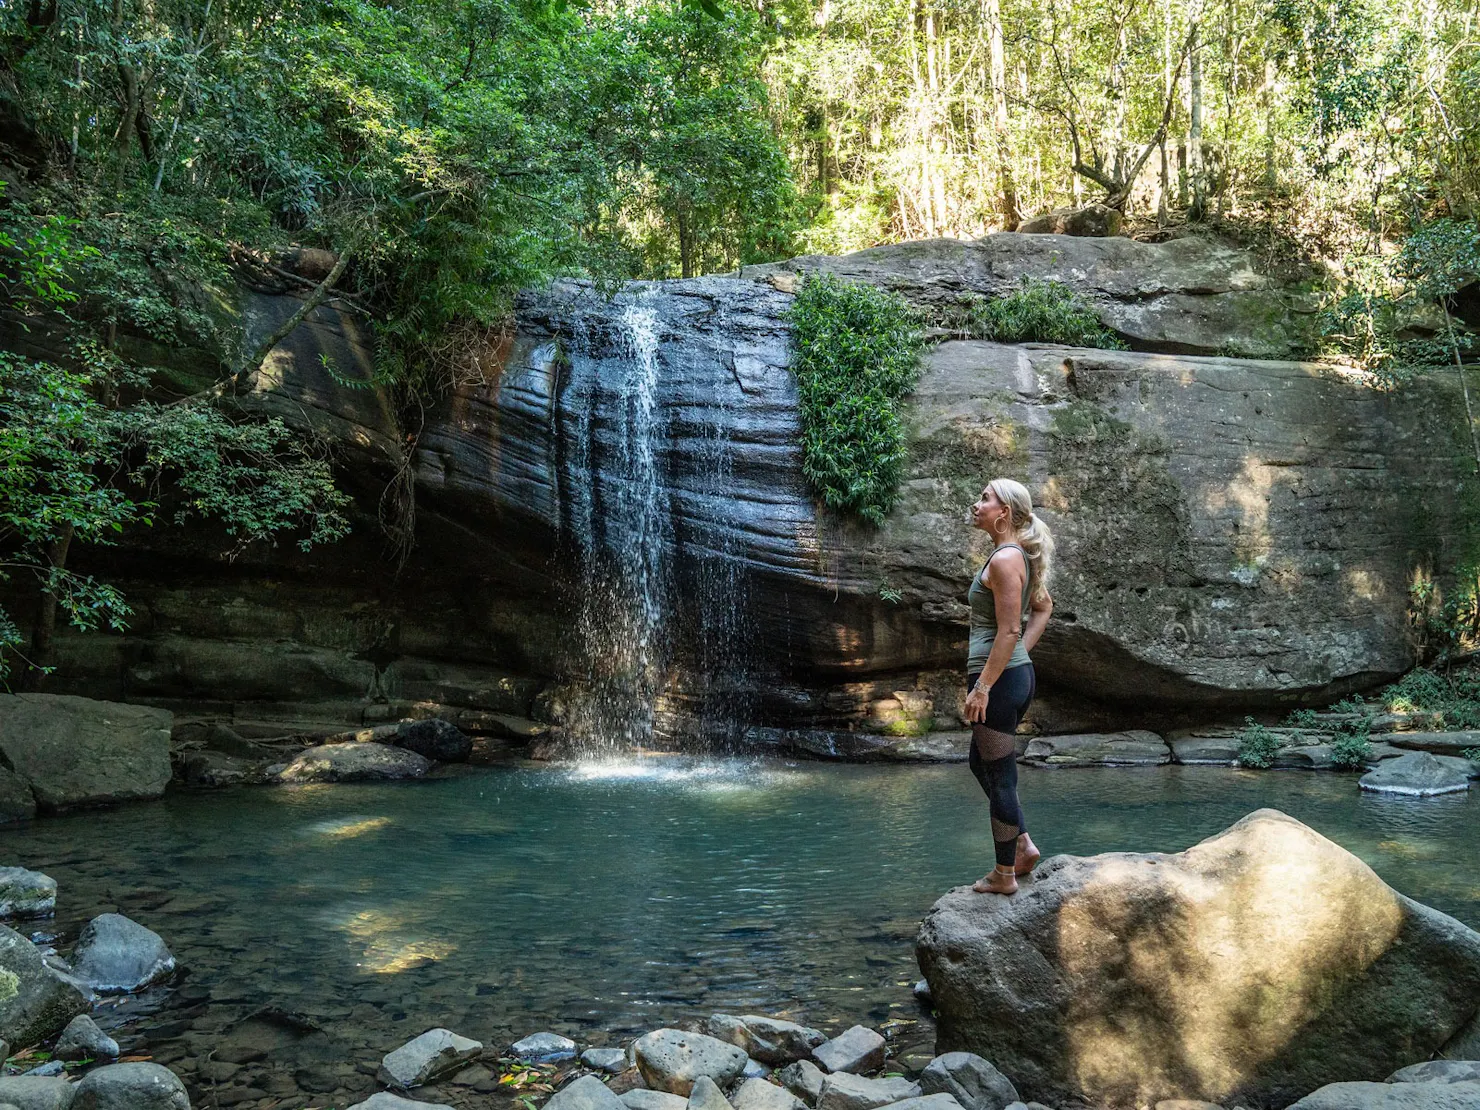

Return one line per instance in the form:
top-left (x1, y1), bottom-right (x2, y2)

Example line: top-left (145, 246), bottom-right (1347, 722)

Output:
top-left (969, 736), bottom-right (1025, 867)
top-left (966, 664), bottom-right (1035, 869)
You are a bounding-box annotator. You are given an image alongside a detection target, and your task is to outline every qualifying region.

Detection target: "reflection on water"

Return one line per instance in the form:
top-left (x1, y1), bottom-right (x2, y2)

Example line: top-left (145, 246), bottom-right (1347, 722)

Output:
top-left (2, 761), bottom-right (1476, 1073)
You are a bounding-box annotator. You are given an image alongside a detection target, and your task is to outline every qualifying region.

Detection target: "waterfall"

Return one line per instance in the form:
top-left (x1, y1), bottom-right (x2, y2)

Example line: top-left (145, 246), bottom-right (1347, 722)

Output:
top-left (563, 298), bottom-right (672, 753)
top-left (555, 285), bottom-right (756, 755)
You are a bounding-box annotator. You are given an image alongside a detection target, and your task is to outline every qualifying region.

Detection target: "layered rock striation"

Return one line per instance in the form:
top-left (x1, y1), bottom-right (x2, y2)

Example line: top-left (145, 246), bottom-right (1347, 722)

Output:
top-left (18, 233), bottom-right (1475, 738)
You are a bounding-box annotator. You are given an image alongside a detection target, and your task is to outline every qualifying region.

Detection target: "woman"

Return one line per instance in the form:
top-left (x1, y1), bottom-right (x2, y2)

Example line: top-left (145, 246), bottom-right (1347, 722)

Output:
top-left (965, 478), bottom-right (1055, 895)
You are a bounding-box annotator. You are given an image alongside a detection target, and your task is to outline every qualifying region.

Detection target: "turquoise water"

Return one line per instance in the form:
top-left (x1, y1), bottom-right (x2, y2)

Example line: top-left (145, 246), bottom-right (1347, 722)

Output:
top-left (3, 760), bottom-right (1477, 1106)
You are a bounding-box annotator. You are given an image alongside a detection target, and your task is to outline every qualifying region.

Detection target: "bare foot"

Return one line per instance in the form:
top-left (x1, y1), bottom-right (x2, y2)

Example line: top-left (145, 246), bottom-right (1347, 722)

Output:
top-left (972, 867), bottom-right (1018, 895)
top-left (1014, 832), bottom-right (1041, 876)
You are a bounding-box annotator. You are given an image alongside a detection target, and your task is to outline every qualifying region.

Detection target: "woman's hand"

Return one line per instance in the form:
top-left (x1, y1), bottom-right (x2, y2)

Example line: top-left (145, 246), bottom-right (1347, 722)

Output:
top-left (966, 684), bottom-right (989, 724)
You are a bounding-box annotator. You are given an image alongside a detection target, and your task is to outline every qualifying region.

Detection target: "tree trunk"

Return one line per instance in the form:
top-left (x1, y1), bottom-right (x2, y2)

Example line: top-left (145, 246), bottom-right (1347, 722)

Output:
top-left (24, 523), bottom-right (74, 690)
top-left (984, 0), bottom-right (1018, 227)
top-left (1189, 23), bottom-right (1205, 220)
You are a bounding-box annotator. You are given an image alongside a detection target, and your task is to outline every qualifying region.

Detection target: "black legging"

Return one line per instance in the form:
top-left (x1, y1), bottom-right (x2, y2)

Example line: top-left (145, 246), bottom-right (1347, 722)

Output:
top-left (965, 663), bottom-right (1036, 868)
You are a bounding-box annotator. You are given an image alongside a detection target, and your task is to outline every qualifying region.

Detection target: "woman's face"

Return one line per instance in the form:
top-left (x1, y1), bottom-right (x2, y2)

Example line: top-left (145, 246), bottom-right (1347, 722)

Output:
top-left (971, 486), bottom-right (1008, 533)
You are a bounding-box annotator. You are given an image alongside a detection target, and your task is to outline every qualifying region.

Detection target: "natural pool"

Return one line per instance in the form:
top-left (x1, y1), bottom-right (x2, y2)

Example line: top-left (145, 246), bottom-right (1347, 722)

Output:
top-left (5, 759), bottom-right (1478, 1106)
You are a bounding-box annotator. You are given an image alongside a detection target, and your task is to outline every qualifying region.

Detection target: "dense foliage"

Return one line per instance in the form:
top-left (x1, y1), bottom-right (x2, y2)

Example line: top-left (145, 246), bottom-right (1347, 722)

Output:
top-left (0, 186), bottom-right (350, 685)
top-left (787, 275), bottom-right (923, 525)
top-left (941, 279), bottom-right (1127, 348)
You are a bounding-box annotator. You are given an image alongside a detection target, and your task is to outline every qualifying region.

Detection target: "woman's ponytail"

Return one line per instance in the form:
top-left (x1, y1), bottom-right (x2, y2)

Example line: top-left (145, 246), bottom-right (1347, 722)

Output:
top-left (988, 478), bottom-right (1055, 599)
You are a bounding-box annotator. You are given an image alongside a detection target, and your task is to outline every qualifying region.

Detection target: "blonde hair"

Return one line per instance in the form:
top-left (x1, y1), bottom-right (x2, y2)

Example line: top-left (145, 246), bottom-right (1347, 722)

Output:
top-left (988, 478), bottom-right (1055, 600)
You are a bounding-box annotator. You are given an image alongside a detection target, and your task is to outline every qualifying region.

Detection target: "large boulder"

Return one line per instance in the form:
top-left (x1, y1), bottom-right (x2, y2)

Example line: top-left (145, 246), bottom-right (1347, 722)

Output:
top-left (0, 924), bottom-right (90, 1049)
top-left (69, 914), bottom-right (175, 993)
top-left (915, 809), bottom-right (1480, 1109)
top-left (0, 695), bottom-right (171, 811)
top-left (1017, 205), bottom-right (1123, 237)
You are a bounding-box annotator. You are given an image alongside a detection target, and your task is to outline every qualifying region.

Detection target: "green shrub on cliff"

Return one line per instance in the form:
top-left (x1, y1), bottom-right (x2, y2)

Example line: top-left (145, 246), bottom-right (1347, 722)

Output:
top-left (787, 275), bottom-right (923, 525)
top-left (941, 279), bottom-right (1127, 349)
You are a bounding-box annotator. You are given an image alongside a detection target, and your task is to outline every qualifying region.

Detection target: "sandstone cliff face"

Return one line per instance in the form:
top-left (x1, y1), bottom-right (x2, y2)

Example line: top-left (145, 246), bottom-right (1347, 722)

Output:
top-left (19, 233), bottom-right (1475, 738)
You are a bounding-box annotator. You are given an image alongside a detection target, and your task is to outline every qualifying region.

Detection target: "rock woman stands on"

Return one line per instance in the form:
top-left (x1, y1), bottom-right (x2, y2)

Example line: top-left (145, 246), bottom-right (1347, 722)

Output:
top-left (965, 478), bottom-right (1054, 895)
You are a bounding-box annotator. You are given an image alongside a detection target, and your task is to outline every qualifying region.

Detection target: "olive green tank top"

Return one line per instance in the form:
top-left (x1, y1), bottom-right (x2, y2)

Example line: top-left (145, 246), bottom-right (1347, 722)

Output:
top-left (967, 542), bottom-right (1032, 672)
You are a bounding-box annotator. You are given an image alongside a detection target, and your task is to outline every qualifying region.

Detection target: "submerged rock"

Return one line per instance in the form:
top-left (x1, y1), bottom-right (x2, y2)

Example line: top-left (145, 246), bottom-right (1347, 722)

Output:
top-left (811, 1027), bottom-right (885, 1075)
top-left (274, 742), bottom-right (430, 784)
top-left (0, 925), bottom-right (89, 1049)
top-left (917, 1054), bottom-right (1018, 1110)
top-left (72, 1063), bottom-right (189, 1110)
top-left (54, 1014), bottom-right (119, 1061)
top-left (634, 1029), bottom-right (749, 1095)
top-left (916, 809), bottom-right (1480, 1109)
top-left (0, 870), bottom-right (55, 919)
top-left (69, 914), bottom-right (175, 993)
top-left (378, 1028), bottom-right (482, 1088)
top-left (1359, 751), bottom-right (1472, 796)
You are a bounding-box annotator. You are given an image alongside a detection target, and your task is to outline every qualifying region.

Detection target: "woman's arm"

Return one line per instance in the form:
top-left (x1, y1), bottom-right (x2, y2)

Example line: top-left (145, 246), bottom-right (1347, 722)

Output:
top-left (1023, 590), bottom-right (1053, 654)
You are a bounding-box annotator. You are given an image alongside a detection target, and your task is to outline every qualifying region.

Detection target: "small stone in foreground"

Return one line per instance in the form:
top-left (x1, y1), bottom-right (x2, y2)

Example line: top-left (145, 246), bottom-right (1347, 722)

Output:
top-left (20, 1063), bottom-right (62, 1078)
top-left (1284, 1079), bottom-right (1480, 1109)
top-left (513, 1032), bottom-right (579, 1062)
top-left (917, 1053), bottom-right (1018, 1110)
top-left (622, 1091), bottom-right (688, 1110)
top-left (686, 1075), bottom-right (732, 1110)
top-left (733, 1079), bottom-right (807, 1110)
top-left (811, 1027), bottom-right (885, 1075)
top-left (73, 1062), bottom-right (190, 1110)
top-left (55, 1014), bottom-right (119, 1061)
top-left (1388, 1060), bottom-right (1480, 1084)
top-left (0, 1076), bottom-right (75, 1110)
top-left (743, 1059), bottom-right (770, 1079)
top-left (634, 1029), bottom-right (749, 1095)
top-left (708, 1015), bottom-right (827, 1066)
top-left (0, 870), bottom-right (55, 920)
top-left (583, 1048), bottom-right (630, 1074)
top-left (349, 1093), bottom-right (455, 1110)
top-left (911, 980), bottom-right (931, 1006)
top-left (378, 1028), bottom-right (483, 1088)
top-left (69, 913), bottom-right (175, 993)
top-left (778, 1060), bottom-right (826, 1104)
top-left (817, 1072), bottom-right (919, 1110)
top-left (546, 1075), bottom-right (629, 1110)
